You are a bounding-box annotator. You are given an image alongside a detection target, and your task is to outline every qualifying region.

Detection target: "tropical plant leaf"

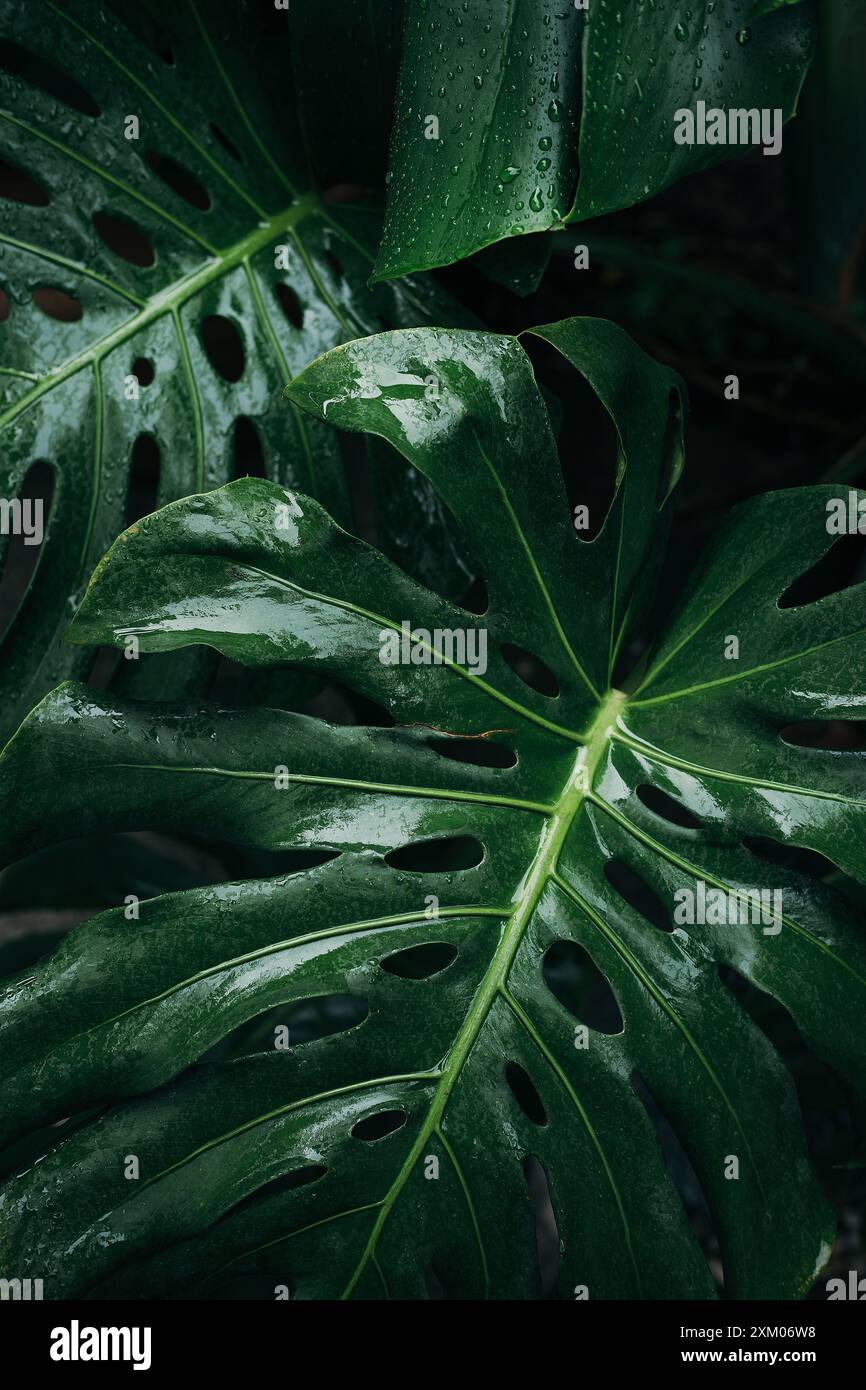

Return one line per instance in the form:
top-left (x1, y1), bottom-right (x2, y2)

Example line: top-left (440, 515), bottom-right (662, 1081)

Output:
top-left (0, 0), bottom-right (470, 743)
top-left (2, 319), bottom-right (863, 1301)
top-left (373, 0), bottom-right (813, 280)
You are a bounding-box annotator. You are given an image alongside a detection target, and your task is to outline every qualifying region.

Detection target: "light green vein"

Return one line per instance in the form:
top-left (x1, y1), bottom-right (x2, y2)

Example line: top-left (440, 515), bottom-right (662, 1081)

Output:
top-left (108, 761), bottom-right (553, 813)
top-left (587, 790), bottom-right (866, 990)
top-left (613, 727), bottom-right (866, 809)
top-left (435, 1123), bottom-right (491, 1297)
top-left (469, 422), bottom-right (601, 704)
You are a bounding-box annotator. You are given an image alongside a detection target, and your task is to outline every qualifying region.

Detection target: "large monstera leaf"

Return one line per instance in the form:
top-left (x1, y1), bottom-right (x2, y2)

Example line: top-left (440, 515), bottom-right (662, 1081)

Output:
top-left (0, 0), bottom-right (463, 741)
top-left (1, 319), bottom-right (864, 1301)
top-left (374, 0), bottom-right (813, 279)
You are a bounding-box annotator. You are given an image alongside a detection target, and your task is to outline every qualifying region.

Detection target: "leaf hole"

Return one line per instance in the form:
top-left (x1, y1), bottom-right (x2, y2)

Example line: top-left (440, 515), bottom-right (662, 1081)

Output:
top-left (131, 356), bottom-right (155, 387)
top-left (631, 1071), bottom-right (724, 1294)
top-left (223, 1165), bottom-right (328, 1220)
top-left (500, 643), bottom-right (560, 697)
top-left (778, 532), bottom-right (866, 609)
top-left (351, 1109), bottom-right (407, 1142)
top-left (460, 572), bottom-right (489, 615)
top-left (209, 122), bottom-right (243, 162)
top-left (144, 150), bottom-right (211, 210)
top-left (742, 835), bottom-right (836, 880)
top-left (427, 735), bottom-right (516, 768)
top-left (324, 248), bottom-right (344, 279)
top-left (636, 783), bottom-right (703, 830)
top-left (0, 460), bottom-right (54, 644)
top-left (385, 836), bottom-right (484, 873)
top-left (379, 942), bottom-right (458, 980)
top-left (233, 416), bottom-right (266, 479)
top-left (604, 858), bottom-right (672, 933)
top-left (33, 287), bottom-right (82, 322)
top-left (305, 679), bottom-right (395, 727)
top-left (275, 282), bottom-right (304, 330)
top-left (505, 1060), bottom-right (547, 1126)
top-left (217, 991), bottom-right (367, 1062)
top-left (126, 434), bottom-right (161, 527)
top-left (543, 938), bottom-right (623, 1034)
top-left (0, 39), bottom-right (101, 117)
top-left (0, 158), bottom-right (50, 207)
top-left (93, 211), bottom-right (155, 268)
top-left (523, 1155), bottom-right (559, 1296)
top-left (0, 287), bottom-right (9, 323)
top-left (201, 313), bottom-right (245, 383)
top-left (780, 720), bottom-right (866, 751)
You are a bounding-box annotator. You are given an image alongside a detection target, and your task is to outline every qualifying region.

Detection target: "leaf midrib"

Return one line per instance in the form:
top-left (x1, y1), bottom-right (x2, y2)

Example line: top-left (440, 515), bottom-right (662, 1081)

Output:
top-left (340, 687), bottom-right (629, 1297)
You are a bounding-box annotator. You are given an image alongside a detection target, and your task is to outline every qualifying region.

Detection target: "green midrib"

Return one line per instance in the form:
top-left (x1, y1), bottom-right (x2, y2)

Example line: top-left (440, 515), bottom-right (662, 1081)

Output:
top-left (341, 685), bottom-right (628, 1297)
top-left (0, 193), bottom-right (323, 440)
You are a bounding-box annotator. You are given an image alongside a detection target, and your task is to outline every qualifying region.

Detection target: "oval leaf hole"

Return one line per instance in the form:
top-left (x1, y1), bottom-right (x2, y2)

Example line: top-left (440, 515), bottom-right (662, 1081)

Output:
top-left (0, 158), bottom-right (50, 207)
top-left (543, 939), bottom-right (623, 1034)
top-left (224, 1165), bottom-right (328, 1219)
top-left (351, 1109), bottom-right (406, 1142)
top-left (33, 287), bottom-right (82, 322)
top-left (636, 783), bottom-right (703, 830)
top-left (144, 150), bottom-right (211, 209)
top-left (523, 1156), bottom-right (559, 1296)
top-left (93, 212), bottom-right (155, 268)
top-left (201, 314), bottom-right (245, 383)
top-left (501, 643), bottom-right (559, 697)
top-left (275, 282), bottom-right (304, 330)
top-left (0, 39), bottom-right (101, 116)
top-left (781, 720), bottom-right (866, 751)
top-left (233, 416), bottom-right (266, 479)
top-left (324, 247), bottom-right (344, 278)
top-left (604, 858), bottom-right (672, 932)
top-left (427, 736), bottom-right (516, 768)
top-left (385, 836), bottom-right (483, 873)
top-left (131, 356), bottom-right (155, 387)
top-left (380, 942), bottom-right (458, 980)
top-left (505, 1060), bottom-right (547, 1126)
top-left (126, 435), bottom-right (161, 527)
top-left (0, 288), bottom-right (9, 323)
top-left (742, 835), bottom-right (835, 880)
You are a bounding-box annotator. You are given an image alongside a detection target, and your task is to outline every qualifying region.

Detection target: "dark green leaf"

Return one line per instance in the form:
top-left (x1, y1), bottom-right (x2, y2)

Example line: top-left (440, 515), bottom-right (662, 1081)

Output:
top-left (1, 321), bottom-right (860, 1300)
top-left (374, 0), bottom-right (813, 279)
top-left (0, 0), bottom-right (467, 742)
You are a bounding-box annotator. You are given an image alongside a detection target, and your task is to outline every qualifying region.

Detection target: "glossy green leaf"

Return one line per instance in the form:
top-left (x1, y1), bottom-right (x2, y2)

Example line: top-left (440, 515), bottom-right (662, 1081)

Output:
top-left (0, 0), bottom-right (468, 742)
top-left (374, 0), bottom-right (813, 279)
top-left (2, 320), bottom-right (862, 1300)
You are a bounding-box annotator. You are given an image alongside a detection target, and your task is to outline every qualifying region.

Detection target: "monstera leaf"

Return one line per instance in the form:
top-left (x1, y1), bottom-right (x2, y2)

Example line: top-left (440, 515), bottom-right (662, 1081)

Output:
top-left (374, 0), bottom-right (813, 279)
top-left (1, 319), bottom-right (864, 1301)
top-left (0, 0), bottom-right (468, 742)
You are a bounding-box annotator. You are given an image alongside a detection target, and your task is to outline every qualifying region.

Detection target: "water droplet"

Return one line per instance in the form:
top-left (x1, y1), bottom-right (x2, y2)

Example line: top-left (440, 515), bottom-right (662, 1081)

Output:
top-left (529, 187), bottom-right (544, 212)
top-left (548, 99), bottom-right (563, 122)
top-left (498, 165), bottom-right (520, 183)
top-left (674, 21), bottom-right (688, 41)
top-left (737, 26), bottom-right (752, 45)
top-left (538, 135), bottom-right (552, 151)
top-left (536, 157), bottom-right (551, 172)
